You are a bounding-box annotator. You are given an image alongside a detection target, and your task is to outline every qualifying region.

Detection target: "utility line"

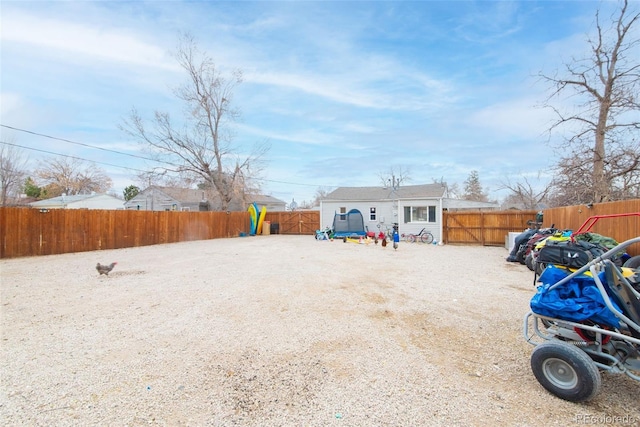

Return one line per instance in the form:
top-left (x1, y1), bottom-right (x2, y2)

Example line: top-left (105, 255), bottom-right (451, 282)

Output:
top-left (0, 124), bottom-right (174, 166)
top-left (0, 140), bottom-right (160, 175)
top-left (0, 125), bottom-right (334, 188)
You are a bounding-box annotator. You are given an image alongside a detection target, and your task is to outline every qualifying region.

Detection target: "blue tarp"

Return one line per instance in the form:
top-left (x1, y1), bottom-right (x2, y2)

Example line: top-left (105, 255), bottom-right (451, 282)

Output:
top-left (530, 266), bottom-right (622, 328)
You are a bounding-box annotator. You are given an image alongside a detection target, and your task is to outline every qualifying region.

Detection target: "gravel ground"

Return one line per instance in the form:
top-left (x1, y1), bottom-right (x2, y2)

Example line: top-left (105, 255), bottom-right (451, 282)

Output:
top-left (1, 235), bottom-right (638, 426)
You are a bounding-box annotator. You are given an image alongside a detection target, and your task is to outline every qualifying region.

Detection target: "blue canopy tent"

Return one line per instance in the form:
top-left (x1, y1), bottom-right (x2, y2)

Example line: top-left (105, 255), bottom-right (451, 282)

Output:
top-left (332, 209), bottom-right (366, 238)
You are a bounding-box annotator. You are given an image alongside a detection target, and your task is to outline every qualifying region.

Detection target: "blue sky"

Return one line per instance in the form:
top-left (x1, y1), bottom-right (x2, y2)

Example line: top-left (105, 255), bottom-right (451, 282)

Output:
top-left (0, 1), bottom-right (622, 205)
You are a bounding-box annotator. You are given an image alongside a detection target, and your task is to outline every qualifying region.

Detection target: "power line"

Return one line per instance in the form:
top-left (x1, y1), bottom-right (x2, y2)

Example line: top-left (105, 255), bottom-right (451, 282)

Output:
top-left (0, 140), bottom-right (159, 174)
top-left (0, 125), bottom-right (335, 189)
top-left (0, 124), bottom-right (174, 166)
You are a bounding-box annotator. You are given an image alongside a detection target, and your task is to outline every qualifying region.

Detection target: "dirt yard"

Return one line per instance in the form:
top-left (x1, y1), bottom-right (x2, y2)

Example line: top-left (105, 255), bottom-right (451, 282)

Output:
top-left (1, 235), bottom-right (638, 426)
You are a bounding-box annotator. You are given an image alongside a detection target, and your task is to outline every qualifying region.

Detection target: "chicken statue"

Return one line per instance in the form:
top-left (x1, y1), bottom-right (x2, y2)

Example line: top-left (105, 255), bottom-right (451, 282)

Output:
top-left (96, 262), bottom-right (117, 276)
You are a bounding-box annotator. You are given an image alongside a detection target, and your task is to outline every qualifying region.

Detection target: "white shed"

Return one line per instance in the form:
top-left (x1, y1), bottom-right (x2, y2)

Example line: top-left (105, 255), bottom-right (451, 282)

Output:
top-left (320, 184), bottom-right (447, 242)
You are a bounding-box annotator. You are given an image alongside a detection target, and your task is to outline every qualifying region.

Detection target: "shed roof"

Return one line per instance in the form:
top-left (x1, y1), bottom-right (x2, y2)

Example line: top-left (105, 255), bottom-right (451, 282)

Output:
top-left (325, 184), bottom-right (446, 201)
top-left (30, 193), bottom-right (119, 207)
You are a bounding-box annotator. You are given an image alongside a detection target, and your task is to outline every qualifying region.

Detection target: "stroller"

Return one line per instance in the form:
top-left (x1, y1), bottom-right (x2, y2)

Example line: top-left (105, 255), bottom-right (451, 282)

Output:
top-left (523, 235), bottom-right (640, 402)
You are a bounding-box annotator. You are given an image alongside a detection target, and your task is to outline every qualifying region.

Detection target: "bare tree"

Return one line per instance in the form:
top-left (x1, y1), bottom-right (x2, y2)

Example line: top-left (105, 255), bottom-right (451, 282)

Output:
top-left (313, 186), bottom-right (333, 205)
top-left (500, 174), bottom-right (551, 209)
top-left (121, 34), bottom-right (268, 211)
top-left (540, 0), bottom-right (640, 203)
top-left (432, 177), bottom-right (459, 199)
top-left (378, 166), bottom-right (411, 189)
top-left (445, 182), bottom-right (461, 199)
top-left (548, 141), bottom-right (640, 206)
top-left (35, 157), bottom-right (112, 197)
top-left (296, 187), bottom-right (333, 209)
top-left (134, 168), bottom-right (198, 192)
top-left (0, 142), bottom-right (29, 205)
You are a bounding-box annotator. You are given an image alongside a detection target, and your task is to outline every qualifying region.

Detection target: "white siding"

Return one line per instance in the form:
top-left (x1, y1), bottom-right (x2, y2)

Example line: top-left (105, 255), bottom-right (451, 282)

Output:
top-left (321, 200), bottom-right (397, 235)
top-left (397, 199), bottom-right (442, 242)
top-left (70, 195), bottom-right (124, 210)
top-left (321, 198), bottom-right (443, 241)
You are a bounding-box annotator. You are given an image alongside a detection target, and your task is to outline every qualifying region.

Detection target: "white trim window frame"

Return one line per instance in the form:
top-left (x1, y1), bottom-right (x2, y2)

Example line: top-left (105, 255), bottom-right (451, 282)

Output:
top-left (338, 206), bottom-right (347, 221)
top-left (403, 205), bottom-right (436, 223)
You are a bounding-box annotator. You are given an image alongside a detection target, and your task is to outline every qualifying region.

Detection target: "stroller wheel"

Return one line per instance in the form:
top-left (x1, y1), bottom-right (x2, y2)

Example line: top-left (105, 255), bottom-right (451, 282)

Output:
top-left (530, 341), bottom-right (601, 402)
top-left (525, 253), bottom-right (535, 271)
top-left (535, 261), bottom-right (547, 276)
top-left (623, 255), bottom-right (640, 269)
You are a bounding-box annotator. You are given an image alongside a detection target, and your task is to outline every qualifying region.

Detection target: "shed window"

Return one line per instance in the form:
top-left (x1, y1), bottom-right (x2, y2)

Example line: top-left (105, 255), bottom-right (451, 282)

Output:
top-left (338, 206), bottom-right (347, 221)
top-left (370, 207), bottom-right (376, 221)
top-left (403, 205), bottom-right (436, 223)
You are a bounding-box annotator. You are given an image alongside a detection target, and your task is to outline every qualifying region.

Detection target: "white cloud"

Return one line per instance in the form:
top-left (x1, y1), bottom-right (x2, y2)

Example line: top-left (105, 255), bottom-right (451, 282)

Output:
top-left (466, 97), bottom-right (555, 139)
top-left (454, 2), bottom-right (523, 43)
top-left (340, 122), bottom-right (378, 135)
top-left (0, 92), bottom-right (66, 130)
top-left (245, 67), bottom-right (453, 113)
top-left (2, 10), bottom-right (178, 71)
top-left (0, 93), bottom-right (24, 119)
top-left (234, 123), bottom-right (334, 146)
top-left (246, 71), bottom-right (383, 109)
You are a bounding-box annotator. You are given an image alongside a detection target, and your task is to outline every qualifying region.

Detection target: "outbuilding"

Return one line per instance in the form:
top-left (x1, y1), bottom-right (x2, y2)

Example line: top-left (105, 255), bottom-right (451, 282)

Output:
top-left (320, 183), bottom-right (500, 242)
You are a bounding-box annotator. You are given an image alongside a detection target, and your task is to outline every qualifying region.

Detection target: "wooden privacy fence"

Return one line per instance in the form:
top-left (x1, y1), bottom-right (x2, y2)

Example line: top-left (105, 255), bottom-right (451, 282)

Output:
top-left (3, 201), bottom-right (637, 259)
top-left (0, 208), bottom-right (322, 259)
top-left (542, 199), bottom-right (640, 256)
top-left (443, 210), bottom-right (538, 246)
top-left (0, 208), bottom-right (251, 259)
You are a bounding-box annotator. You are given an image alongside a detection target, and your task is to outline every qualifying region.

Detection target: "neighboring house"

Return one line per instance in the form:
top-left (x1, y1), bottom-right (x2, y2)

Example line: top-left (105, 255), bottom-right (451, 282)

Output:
top-left (251, 194), bottom-right (287, 212)
top-left (443, 198), bottom-right (501, 211)
top-left (124, 187), bottom-right (211, 211)
top-left (320, 184), bottom-right (500, 243)
top-left (30, 193), bottom-right (124, 210)
top-left (124, 186), bottom-right (287, 212)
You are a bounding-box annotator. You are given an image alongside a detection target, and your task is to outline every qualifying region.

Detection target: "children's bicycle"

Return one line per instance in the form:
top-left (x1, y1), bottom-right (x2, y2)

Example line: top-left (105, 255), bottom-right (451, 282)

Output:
top-left (377, 223), bottom-right (397, 242)
top-left (406, 228), bottom-right (434, 244)
top-left (315, 226), bottom-right (331, 240)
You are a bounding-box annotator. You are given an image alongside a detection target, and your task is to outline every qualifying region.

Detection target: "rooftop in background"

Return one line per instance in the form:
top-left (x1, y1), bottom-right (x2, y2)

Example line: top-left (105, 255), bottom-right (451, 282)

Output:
top-left (324, 184), bottom-right (447, 201)
top-left (30, 193), bottom-right (124, 210)
top-left (124, 186), bottom-right (287, 211)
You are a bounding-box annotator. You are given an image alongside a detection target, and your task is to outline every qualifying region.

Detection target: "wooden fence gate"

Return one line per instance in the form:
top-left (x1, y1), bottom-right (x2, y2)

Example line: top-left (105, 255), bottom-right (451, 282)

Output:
top-left (265, 211), bottom-right (320, 235)
top-left (443, 210), bottom-right (538, 246)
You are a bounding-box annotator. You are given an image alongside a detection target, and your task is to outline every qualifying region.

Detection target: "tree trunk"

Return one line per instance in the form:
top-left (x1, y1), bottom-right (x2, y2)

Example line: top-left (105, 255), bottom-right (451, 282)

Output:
top-left (593, 107), bottom-right (608, 203)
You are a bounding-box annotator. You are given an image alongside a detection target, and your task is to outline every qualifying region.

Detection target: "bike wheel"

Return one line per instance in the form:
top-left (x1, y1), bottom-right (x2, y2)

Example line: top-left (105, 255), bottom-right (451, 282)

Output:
top-left (420, 232), bottom-right (434, 244)
top-left (407, 234), bottom-right (416, 243)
